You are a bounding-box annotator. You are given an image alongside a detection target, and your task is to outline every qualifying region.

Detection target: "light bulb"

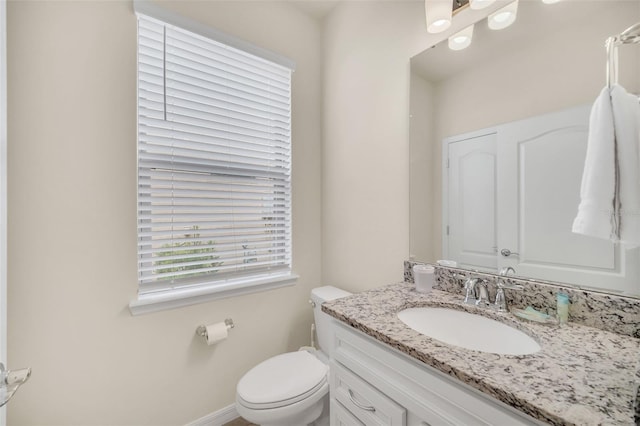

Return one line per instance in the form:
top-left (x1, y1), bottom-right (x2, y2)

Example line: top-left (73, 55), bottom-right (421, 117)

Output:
top-left (425, 0), bottom-right (452, 34)
top-left (448, 24), bottom-right (474, 51)
top-left (493, 11), bottom-right (511, 23)
top-left (432, 19), bottom-right (449, 28)
top-left (488, 0), bottom-right (518, 30)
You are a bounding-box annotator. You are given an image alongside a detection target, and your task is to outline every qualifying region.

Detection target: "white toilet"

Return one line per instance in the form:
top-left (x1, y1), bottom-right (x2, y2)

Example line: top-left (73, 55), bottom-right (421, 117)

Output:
top-left (235, 286), bottom-right (351, 426)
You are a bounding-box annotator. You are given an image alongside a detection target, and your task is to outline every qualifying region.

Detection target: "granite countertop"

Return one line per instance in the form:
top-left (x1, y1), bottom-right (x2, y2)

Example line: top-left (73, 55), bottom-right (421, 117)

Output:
top-left (322, 282), bottom-right (640, 426)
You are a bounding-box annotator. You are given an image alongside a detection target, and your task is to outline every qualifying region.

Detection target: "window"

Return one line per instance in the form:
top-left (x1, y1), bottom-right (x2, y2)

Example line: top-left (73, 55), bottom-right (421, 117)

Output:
top-left (132, 9), bottom-right (296, 314)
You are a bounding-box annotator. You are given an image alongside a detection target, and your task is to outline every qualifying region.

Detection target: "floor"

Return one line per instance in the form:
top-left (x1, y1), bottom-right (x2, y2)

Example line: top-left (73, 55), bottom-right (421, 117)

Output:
top-left (222, 417), bottom-right (256, 426)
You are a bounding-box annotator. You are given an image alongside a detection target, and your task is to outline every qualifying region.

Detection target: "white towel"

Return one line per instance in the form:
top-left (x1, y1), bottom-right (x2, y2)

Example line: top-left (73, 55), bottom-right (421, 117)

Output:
top-left (572, 86), bottom-right (617, 240)
top-left (612, 85), bottom-right (640, 245)
top-left (572, 84), bottom-right (640, 245)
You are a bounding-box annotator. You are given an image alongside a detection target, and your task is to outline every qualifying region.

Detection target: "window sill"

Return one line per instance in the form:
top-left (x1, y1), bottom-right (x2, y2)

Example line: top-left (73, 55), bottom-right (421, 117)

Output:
top-left (128, 273), bottom-right (299, 316)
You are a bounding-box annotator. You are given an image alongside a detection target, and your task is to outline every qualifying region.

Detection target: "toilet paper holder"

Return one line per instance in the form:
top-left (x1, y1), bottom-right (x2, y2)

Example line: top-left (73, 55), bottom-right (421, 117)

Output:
top-left (196, 318), bottom-right (235, 340)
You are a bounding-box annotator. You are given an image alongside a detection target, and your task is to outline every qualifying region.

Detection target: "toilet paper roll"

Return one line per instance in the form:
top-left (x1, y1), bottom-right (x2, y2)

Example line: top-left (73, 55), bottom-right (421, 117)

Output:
top-left (205, 322), bottom-right (229, 345)
top-left (413, 264), bottom-right (435, 293)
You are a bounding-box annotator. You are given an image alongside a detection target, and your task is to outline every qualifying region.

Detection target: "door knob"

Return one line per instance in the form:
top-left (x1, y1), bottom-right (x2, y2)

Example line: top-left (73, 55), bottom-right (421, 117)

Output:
top-left (0, 362), bottom-right (31, 407)
top-left (500, 248), bottom-right (519, 257)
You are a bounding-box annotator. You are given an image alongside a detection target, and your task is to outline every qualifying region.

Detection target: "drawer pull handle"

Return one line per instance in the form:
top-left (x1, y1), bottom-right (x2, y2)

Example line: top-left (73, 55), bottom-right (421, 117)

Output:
top-left (348, 389), bottom-right (376, 412)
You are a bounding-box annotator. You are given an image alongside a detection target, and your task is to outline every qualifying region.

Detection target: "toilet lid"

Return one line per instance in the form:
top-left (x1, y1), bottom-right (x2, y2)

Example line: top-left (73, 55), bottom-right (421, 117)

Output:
top-left (237, 351), bottom-right (328, 408)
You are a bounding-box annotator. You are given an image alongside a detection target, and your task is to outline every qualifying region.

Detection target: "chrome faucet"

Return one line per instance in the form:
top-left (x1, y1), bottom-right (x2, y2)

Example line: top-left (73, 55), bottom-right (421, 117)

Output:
top-left (499, 266), bottom-right (516, 276)
top-left (463, 277), bottom-right (489, 306)
top-left (463, 277), bottom-right (479, 304)
top-left (494, 267), bottom-right (523, 312)
top-left (475, 279), bottom-right (490, 307)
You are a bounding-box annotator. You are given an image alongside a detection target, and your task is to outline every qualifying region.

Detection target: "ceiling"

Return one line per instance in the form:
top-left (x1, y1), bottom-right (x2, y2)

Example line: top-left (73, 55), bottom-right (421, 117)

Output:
top-left (290, 0), bottom-right (340, 20)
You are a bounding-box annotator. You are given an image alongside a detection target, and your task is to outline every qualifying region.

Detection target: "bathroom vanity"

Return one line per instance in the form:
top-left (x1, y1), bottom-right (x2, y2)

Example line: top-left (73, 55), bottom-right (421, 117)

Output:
top-left (322, 274), bottom-right (640, 425)
top-left (329, 320), bottom-right (541, 425)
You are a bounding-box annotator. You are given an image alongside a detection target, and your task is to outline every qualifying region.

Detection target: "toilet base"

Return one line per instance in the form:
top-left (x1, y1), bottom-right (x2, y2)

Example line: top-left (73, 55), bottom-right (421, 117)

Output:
top-left (259, 397), bottom-right (323, 426)
top-left (311, 394), bottom-right (330, 426)
top-left (236, 383), bottom-right (328, 426)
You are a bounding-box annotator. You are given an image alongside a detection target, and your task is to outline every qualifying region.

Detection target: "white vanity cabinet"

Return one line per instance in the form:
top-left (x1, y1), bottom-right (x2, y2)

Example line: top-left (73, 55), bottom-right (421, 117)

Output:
top-left (329, 322), bottom-right (542, 426)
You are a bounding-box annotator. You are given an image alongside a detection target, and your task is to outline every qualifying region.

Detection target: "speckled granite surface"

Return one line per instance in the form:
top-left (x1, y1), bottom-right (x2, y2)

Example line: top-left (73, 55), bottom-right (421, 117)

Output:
top-left (323, 282), bottom-right (640, 426)
top-left (405, 261), bottom-right (640, 338)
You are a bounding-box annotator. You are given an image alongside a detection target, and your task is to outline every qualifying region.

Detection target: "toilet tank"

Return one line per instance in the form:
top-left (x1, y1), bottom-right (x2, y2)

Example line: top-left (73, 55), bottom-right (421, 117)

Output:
top-left (310, 286), bottom-right (351, 356)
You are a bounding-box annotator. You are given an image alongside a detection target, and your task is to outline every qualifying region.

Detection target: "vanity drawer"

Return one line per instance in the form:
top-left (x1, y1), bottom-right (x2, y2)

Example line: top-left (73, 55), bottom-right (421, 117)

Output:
top-left (331, 360), bottom-right (406, 426)
top-left (330, 398), bottom-right (366, 426)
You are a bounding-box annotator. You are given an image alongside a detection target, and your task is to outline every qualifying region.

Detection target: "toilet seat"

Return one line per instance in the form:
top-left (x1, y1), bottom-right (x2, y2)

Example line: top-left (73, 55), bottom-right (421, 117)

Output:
top-left (237, 351), bottom-right (328, 410)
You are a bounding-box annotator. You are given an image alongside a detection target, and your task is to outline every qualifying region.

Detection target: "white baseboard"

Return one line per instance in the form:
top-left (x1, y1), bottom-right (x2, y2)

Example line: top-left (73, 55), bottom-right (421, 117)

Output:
top-left (186, 403), bottom-right (239, 426)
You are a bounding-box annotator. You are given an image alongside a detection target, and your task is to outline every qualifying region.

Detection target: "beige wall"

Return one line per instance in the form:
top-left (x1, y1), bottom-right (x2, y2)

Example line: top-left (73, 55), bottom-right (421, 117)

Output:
top-left (321, 1), bottom-right (505, 291)
top-left (7, 1), bottom-right (322, 424)
top-left (411, 1), bottom-right (640, 262)
top-left (321, 1), bottom-right (426, 293)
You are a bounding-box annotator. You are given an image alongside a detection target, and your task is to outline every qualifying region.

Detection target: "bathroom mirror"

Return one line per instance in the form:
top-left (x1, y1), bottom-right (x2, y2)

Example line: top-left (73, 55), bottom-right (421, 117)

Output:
top-left (409, 0), bottom-right (640, 296)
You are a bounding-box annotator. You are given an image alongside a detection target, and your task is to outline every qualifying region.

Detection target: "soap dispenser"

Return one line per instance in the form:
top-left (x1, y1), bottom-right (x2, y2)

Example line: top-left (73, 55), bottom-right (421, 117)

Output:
top-left (556, 292), bottom-right (570, 326)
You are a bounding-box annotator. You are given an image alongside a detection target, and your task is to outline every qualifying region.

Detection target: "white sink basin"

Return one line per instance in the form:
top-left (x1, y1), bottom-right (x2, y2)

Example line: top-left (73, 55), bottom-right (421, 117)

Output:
top-left (397, 307), bottom-right (541, 355)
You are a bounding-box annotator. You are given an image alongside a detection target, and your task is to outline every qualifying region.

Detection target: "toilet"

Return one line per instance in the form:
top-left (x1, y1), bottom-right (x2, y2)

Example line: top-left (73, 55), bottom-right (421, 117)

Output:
top-left (235, 286), bottom-right (351, 426)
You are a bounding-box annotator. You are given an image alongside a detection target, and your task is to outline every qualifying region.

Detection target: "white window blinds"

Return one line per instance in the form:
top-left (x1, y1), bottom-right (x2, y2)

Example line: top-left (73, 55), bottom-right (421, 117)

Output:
top-left (137, 15), bottom-right (293, 295)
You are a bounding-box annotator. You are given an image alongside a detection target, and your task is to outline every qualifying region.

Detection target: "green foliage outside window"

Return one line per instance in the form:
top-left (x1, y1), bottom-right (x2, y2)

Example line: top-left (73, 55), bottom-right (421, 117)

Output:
top-left (154, 226), bottom-right (222, 278)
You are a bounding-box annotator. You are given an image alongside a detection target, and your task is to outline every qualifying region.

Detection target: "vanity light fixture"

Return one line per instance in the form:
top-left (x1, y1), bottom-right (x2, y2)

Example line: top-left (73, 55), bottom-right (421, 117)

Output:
top-left (425, 0), bottom-right (453, 33)
top-left (448, 24), bottom-right (474, 50)
top-left (469, 0), bottom-right (496, 10)
top-left (488, 0), bottom-right (518, 30)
